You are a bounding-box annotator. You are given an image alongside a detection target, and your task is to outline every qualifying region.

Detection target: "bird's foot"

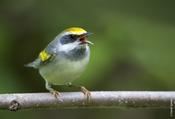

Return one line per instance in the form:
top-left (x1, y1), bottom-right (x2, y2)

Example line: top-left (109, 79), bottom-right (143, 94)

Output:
top-left (80, 86), bottom-right (91, 102)
top-left (50, 90), bottom-right (60, 98)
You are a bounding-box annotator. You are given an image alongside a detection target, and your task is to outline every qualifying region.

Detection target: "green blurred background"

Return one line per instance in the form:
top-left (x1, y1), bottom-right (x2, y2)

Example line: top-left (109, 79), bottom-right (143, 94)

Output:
top-left (0, 0), bottom-right (175, 118)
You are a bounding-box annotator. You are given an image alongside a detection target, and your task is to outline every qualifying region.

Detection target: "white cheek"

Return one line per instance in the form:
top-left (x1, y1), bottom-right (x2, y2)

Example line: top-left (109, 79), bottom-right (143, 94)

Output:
top-left (58, 42), bottom-right (79, 53)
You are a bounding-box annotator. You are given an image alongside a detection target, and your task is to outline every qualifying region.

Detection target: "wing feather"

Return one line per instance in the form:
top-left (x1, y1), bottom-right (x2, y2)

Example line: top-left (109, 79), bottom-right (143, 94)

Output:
top-left (39, 50), bottom-right (52, 62)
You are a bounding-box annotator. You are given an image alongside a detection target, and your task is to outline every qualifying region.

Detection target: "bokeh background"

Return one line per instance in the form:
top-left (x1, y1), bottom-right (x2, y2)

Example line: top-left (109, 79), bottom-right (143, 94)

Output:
top-left (0, 0), bottom-right (175, 118)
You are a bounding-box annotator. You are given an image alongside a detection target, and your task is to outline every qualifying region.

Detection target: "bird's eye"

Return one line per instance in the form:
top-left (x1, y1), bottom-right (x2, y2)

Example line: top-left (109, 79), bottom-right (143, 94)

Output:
top-left (60, 34), bottom-right (78, 44)
top-left (69, 35), bottom-right (76, 39)
top-left (69, 34), bottom-right (78, 42)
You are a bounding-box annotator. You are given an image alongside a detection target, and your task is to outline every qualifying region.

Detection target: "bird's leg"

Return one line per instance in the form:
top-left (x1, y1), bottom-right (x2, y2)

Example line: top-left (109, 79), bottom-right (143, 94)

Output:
top-left (66, 83), bottom-right (91, 102)
top-left (80, 86), bottom-right (91, 101)
top-left (45, 81), bottom-right (60, 98)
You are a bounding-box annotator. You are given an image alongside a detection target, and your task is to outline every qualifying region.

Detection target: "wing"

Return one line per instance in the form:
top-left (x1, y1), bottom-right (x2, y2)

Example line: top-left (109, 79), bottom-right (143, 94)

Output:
top-left (39, 50), bottom-right (51, 62)
top-left (39, 32), bottom-right (60, 62)
top-left (26, 36), bottom-right (59, 68)
top-left (25, 49), bottom-right (56, 69)
top-left (39, 49), bottom-right (55, 63)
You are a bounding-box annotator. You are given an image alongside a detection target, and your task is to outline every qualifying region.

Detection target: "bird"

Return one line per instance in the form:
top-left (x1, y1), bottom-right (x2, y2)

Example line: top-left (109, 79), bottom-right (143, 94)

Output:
top-left (26, 27), bottom-right (93, 99)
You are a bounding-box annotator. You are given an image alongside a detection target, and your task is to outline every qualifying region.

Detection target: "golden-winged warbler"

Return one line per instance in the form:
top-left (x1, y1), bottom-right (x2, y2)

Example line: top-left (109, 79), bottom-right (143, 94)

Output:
top-left (26, 27), bottom-right (93, 99)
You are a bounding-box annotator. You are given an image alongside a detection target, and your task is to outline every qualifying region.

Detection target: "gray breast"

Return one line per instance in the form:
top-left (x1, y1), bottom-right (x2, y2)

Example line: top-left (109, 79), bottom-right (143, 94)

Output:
top-left (39, 45), bottom-right (90, 85)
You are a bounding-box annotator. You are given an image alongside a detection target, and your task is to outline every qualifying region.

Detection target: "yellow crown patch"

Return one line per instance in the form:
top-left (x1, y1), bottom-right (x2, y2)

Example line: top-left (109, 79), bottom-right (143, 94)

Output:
top-left (64, 27), bottom-right (87, 35)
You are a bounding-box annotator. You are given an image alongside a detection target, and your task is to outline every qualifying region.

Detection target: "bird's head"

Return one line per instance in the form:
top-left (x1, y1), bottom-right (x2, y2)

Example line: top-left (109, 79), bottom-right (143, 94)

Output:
top-left (58, 27), bottom-right (93, 52)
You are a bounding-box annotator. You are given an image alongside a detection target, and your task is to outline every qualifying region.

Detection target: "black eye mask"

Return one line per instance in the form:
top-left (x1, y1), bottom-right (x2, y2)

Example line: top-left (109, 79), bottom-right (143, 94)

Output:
top-left (60, 34), bottom-right (78, 44)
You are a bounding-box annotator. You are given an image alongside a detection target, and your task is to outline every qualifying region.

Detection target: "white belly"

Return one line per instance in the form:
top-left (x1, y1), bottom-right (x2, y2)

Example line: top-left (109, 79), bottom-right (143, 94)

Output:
top-left (39, 54), bottom-right (89, 85)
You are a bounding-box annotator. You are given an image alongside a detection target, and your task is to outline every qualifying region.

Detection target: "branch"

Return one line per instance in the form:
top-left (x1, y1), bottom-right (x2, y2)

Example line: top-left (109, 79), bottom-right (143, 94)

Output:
top-left (0, 91), bottom-right (175, 111)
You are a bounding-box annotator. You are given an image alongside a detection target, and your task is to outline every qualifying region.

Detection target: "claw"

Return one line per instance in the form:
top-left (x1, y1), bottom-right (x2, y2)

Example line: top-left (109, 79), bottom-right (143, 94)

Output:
top-left (50, 90), bottom-right (60, 98)
top-left (80, 86), bottom-right (91, 102)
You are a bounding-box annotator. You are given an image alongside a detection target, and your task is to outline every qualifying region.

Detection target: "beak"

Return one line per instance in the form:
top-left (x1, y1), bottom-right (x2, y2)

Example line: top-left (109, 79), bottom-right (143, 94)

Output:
top-left (80, 32), bottom-right (94, 45)
top-left (85, 40), bottom-right (94, 45)
top-left (85, 32), bottom-right (93, 36)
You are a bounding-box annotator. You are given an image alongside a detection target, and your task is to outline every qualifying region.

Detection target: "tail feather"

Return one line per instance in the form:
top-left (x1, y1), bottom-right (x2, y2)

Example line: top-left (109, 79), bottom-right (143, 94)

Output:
top-left (24, 58), bottom-right (41, 69)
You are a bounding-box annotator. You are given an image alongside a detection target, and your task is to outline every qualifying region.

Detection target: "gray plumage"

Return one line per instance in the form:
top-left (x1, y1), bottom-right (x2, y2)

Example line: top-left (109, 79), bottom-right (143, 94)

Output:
top-left (25, 27), bottom-right (93, 97)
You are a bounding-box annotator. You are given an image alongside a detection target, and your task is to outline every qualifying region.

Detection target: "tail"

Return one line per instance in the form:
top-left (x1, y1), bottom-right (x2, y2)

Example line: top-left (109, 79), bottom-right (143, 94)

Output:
top-left (24, 58), bottom-right (41, 69)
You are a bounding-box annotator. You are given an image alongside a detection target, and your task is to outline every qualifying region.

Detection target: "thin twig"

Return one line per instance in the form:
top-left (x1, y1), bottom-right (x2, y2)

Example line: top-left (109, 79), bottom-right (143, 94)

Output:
top-left (0, 91), bottom-right (174, 111)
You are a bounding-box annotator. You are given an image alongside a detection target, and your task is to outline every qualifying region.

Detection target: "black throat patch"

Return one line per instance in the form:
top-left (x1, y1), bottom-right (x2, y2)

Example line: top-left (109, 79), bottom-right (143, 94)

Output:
top-left (60, 46), bottom-right (88, 61)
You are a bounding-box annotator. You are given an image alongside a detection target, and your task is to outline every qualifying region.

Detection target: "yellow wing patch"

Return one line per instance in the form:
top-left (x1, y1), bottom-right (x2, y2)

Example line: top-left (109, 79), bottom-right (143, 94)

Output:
top-left (64, 27), bottom-right (87, 35)
top-left (39, 50), bottom-right (52, 62)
